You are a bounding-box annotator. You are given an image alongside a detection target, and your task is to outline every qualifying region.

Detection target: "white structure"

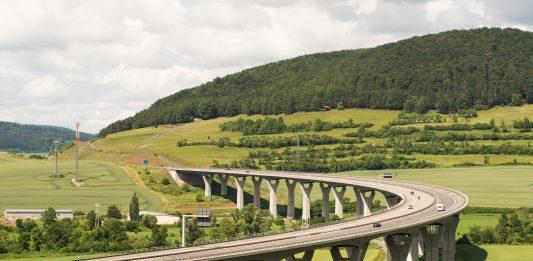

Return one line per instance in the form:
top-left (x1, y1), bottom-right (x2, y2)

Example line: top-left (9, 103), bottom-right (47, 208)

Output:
top-left (3, 209), bottom-right (74, 222)
top-left (130, 211), bottom-right (180, 225)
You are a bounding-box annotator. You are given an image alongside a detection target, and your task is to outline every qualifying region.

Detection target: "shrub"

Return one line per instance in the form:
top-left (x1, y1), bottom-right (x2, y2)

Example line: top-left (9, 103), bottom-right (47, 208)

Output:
top-left (141, 215), bottom-right (158, 229)
top-left (161, 178), bottom-right (170, 185)
top-left (195, 192), bottom-right (204, 202)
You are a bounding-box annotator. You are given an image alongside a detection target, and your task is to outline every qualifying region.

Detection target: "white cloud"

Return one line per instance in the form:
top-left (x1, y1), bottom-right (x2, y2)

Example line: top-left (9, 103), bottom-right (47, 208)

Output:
top-left (0, 0), bottom-right (531, 133)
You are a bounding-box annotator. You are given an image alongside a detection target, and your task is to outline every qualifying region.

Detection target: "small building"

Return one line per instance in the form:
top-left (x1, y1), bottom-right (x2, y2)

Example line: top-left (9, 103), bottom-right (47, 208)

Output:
top-left (129, 211), bottom-right (180, 225)
top-left (3, 209), bottom-right (74, 222)
top-left (321, 105), bottom-right (332, 111)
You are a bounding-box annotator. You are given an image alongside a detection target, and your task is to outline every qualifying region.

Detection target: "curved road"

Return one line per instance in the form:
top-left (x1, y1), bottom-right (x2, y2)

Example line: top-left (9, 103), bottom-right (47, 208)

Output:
top-left (93, 168), bottom-right (468, 261)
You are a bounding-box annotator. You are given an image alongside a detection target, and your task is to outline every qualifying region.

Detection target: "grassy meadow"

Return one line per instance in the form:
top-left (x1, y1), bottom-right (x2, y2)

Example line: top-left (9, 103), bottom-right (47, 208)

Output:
top-left (0, 152), bottom-right (164, 212)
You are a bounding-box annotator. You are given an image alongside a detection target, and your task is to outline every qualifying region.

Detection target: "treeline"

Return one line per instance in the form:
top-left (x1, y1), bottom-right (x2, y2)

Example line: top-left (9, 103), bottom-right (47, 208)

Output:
top-left (0, 121), bottom-right (96, 152)
top-left (424, 122), bottom-right (496, 131)
top-left (388, 112), bottom-right (446, 126)
top-left (466, 209), bottom-right (532, 244)
top-left (0, 207), bottom-right (169, 255)
top-left (99, 28), bottom-right (532, 137)
top-left (262, 155), bottom-right (436, 173)
top-left (387, 140), bottom-right (533, 156)
top-left (177, 134), bottom-right (363, 149)
top-left (219, 117), bottom-right (372, 135)
top-left (416, 132), bottom-right (533, 142)
top-left (514, 117), bottom-right (532, 131)
top-left (345, 126), bottom-right (420, 138)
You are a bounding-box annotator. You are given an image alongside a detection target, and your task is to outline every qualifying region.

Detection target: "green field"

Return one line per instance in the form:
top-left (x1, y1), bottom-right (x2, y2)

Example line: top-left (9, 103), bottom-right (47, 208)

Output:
top-left (0, 152), bottom-right (164, 212)
top-left (457, 214), bottom-right (500, 235)
top-left (339, 166), bottom-right (533, 208)
top-left (456, 244), bottom-right (533, 261)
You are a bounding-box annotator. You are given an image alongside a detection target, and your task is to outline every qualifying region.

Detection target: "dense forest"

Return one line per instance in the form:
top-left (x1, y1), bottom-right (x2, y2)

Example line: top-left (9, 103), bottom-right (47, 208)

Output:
top-left (99, 28), bottom-right (532, 137)
top-left (0, 121), bottom-right (96, 152)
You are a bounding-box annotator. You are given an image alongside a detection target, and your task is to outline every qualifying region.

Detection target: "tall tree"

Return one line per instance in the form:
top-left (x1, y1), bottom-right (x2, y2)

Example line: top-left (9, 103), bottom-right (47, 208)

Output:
top-left (41, 207), bottom-right (57, 227)
top-left (129, 193), bottom-right (140, 221)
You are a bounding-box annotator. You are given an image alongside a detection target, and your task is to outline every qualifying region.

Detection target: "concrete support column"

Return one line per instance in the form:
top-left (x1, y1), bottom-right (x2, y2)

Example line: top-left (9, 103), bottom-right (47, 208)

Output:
top-left (286, 179), bottom-right (297, 219)
top-left (300, 182), bottom-right (314, 222)
top-left (333, 186), bottom-right (347, 218)
top-left (420, 224), bottom-right (444, 261)
top-left (442, 215), bottom-right (460, 261)
top-left (285, 250), bottom-right (315, 261)
top-left (233, 176), bottom-right (247, 209)
top-left (202, 175), bottom-right (213, 197)
top-left (251, 176), bottom-right (263, 208)
top-left (330, 241), bottom-right (369, 261)
top-left (219, 174), bottom-right (229, 196)
top-left (406, 231), bottom-right (422, 261)
top-left (385, 234), bottom-right (413, 261)
top-left (267, 179), bottom-right (280, 217)
top-left (384, 193), bottom-right (400, 210)
top-left (319, 183), bottom-right (332, 219)
top-left (355, 188), bottom-right (375, 217)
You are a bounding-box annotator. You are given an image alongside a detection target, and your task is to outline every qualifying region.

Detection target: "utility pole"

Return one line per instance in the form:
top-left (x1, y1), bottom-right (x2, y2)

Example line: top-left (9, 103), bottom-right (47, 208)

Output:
top-left (75, 122), bottom-right (80, 182)
top-left (54, 140), bottom-right (59, 177)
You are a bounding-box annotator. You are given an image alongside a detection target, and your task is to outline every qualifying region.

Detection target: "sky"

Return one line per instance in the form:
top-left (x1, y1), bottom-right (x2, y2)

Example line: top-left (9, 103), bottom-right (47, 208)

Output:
top-left (0, 0), bottom-right (531, 133)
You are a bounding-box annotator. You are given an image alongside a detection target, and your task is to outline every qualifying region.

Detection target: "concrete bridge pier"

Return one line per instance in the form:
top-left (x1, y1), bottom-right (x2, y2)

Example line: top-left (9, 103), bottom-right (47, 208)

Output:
top-left (252, 176), bottom-right (263, 208)
top-left (441, 215), bottom-right (460, 261)
top-left (330, 241), bottom-right (369, 261)
top-left (300, 182), bottom-right (314, 222)
top-left (202, 174), bottom-right (213, 197)
top-left (356, 189), bottom-right (375, 217)
top-left (319, 183), bottom-right (332, 219)
top-left (285, 179), bottom-right (297, 219)
top-left (420, 224), bottom-right (444, 261)
top-left (385, 234), bottom-right (413, 261)
top-left (333, 186), bottom-right (347, 218)
top-left (267, 179), bottom-right (280, 217)
top-left (219, 174), bottom-right (229, 196)
top-left (406, 231), bottom-right (422, 261)
top-left (233, 176), bottom-right (247, 209)
top-left (384, 192), bottom-right (400, 210)
top-left (285, 250), bottom-right (315, 261)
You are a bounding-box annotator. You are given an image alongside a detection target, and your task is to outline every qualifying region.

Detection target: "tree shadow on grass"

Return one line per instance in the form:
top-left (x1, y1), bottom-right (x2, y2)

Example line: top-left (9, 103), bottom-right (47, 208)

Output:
top-left (454, 235), bottom-right (489, 261)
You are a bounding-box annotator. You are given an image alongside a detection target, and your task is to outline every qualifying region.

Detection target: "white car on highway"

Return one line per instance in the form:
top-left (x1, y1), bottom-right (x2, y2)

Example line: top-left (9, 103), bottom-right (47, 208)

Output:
top-left (436, 204), bottom-right (446, 211)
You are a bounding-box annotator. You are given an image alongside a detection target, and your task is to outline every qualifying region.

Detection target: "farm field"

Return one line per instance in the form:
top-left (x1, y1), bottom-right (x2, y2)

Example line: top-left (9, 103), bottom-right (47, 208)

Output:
top-left (0, 152), bottom-right (164, 212)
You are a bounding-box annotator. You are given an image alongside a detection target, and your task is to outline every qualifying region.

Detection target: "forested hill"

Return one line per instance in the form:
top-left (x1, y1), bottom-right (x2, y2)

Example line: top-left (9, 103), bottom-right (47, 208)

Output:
top-left (100, 28), bottom-right (532, 137)
top-left (0, 122), bottom-right (96, 152)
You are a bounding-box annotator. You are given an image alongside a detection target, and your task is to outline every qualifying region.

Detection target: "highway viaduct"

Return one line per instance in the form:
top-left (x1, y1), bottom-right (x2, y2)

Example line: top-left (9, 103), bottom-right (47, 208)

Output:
top-left (93, 167), bottom-right (468, 261)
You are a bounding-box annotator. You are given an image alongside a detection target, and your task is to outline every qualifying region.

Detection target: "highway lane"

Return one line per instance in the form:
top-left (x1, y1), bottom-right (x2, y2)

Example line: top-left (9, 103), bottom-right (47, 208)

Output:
top-left (91, 168), bottom-right (467, 261)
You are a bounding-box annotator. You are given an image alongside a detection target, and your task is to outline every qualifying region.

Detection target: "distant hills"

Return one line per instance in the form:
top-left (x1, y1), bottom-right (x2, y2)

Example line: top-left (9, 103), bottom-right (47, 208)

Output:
top-left (0, 121), bottom-right (96, 153)
top-left (99, 28), bottom-right (532, 137)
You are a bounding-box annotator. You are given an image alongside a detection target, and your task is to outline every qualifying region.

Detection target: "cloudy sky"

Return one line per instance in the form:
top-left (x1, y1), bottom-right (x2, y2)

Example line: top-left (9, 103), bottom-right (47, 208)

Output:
top-left (0, 0), bottom-right (531, 133)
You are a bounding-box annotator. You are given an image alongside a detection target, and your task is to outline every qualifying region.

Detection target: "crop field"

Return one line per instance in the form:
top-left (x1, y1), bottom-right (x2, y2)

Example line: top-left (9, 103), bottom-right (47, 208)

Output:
top-left (0, 152), bottom-right (164, 212)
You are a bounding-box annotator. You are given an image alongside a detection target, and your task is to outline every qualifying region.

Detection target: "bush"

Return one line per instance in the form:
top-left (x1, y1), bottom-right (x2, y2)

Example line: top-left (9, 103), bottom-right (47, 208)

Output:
top-left (107, 205), bottom-right (122, 219)
top-left (141, 215), bottom-right (158, 229)
top-left (124, 221), bottom-right (140, 232)
top-left (160, 178), bottom-right (170, 185)
top-left (195, 193), bottom-right (204, 202)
